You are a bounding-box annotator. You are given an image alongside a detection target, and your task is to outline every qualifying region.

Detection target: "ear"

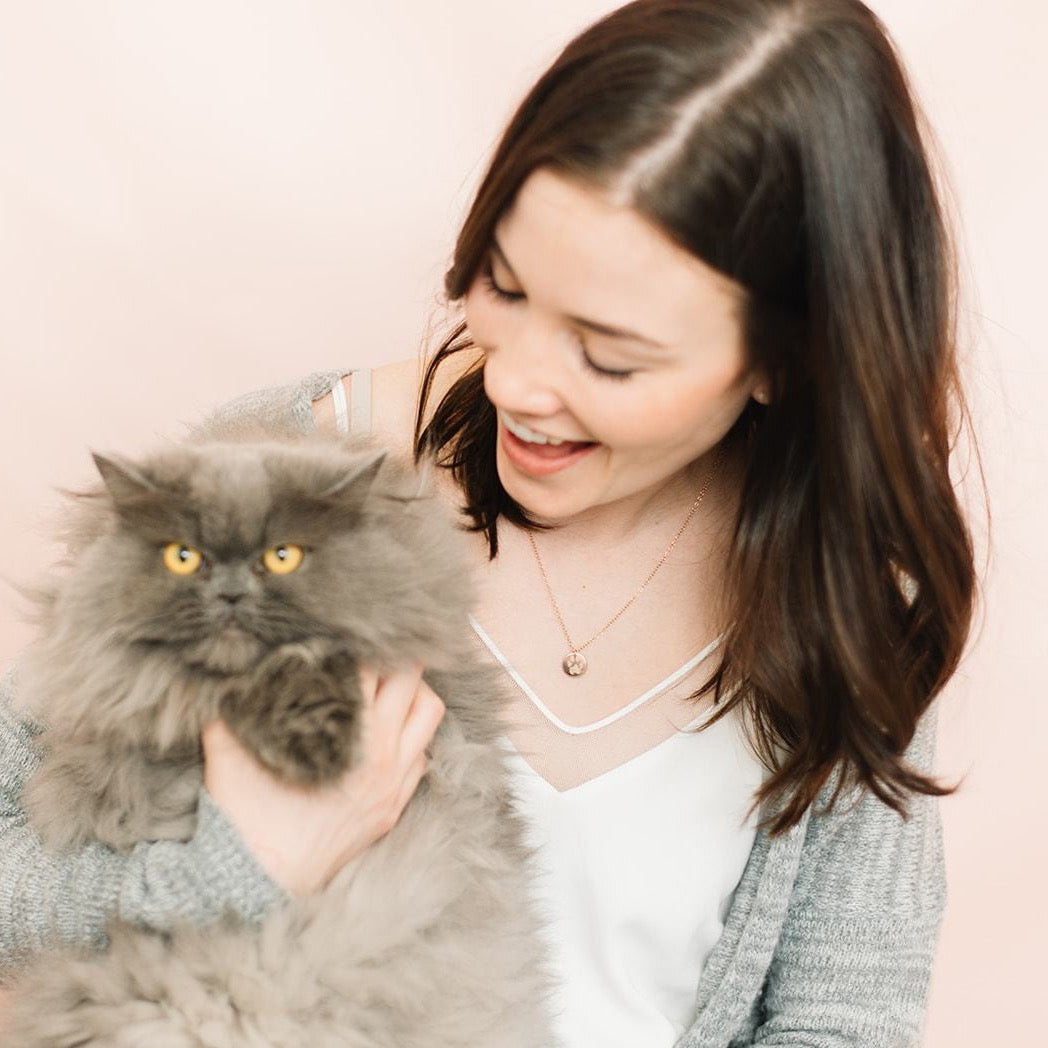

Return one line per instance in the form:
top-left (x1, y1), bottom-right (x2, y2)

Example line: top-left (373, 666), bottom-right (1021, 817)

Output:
top-left (90, 450), bottom-right (181, 534)
top-left (91, 451), bottom-right (159, 502)
top-left (316, 448), bottom-right (389, 500)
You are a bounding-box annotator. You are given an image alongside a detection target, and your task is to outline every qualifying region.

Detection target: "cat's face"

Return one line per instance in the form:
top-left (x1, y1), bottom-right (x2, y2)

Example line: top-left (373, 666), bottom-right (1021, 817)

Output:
top-left (71, 438), bottom-right (468, 676)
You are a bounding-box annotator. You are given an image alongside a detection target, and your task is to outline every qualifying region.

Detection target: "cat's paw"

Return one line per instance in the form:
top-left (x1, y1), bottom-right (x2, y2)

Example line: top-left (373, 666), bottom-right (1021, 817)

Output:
top-left (22, 769), bottom-right (94, 853)
top-left (219, 647), bottom-right (362, 787)
top-left (23, 743), bottom-right (202, 853)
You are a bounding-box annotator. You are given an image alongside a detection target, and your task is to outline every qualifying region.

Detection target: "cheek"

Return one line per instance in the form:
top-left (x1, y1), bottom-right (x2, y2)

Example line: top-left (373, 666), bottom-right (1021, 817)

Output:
top-left (103, 570), bottom-right (196, 627)
top-left (599, 374), bottom-right (751, 452)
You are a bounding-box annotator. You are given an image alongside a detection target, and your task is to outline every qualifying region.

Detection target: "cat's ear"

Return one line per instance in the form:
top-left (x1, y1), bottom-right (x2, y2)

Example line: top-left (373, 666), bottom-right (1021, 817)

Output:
top-left (316, 448), bottom-right (389, 500)
top-left (91, 452), bottom-right (159, 502)
top-left (90, 451), bottom-right (179, 533)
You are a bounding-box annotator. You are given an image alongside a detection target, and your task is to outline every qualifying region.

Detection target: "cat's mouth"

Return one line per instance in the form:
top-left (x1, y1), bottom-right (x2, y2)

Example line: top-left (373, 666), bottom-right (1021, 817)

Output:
top-left (185, 619), bottom-right (266, 674)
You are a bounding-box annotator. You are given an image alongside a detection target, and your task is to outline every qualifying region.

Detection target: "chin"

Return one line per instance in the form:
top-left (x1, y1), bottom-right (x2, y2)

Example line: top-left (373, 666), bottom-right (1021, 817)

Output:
top-left (184, 630), bottom-right (264, 675)
top-left (498, 479), bottom-right (578, 527)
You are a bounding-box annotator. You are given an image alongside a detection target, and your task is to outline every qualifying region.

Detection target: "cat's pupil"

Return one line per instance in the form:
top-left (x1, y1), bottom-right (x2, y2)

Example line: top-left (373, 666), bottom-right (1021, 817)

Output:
top-left (178, 548), bottom-right (190, 561)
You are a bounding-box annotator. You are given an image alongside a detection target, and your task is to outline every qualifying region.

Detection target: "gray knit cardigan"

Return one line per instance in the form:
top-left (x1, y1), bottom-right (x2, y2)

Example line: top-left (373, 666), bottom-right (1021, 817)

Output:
top-left (0, 369), bottom-right (947, 1047)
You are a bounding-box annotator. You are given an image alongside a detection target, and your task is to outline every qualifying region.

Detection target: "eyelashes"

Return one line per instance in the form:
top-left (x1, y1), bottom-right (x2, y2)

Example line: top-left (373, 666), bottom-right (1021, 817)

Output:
top-left (477, 262), bottom-right (635, 382)
top-left (478, 266), bottom-right (523, 305)
top-left (579, 354), bottom-right (634, 382)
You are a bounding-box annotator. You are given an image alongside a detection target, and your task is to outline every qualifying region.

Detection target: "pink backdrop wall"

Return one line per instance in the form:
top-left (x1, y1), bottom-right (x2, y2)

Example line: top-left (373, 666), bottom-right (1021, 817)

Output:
top-left (1, 3), bottom-right (1043, 1043)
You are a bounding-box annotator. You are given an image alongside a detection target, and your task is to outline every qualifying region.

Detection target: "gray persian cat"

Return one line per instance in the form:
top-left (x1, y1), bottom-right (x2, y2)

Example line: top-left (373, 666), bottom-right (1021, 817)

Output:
top-left (4, 423), bottom-right (557, 1047)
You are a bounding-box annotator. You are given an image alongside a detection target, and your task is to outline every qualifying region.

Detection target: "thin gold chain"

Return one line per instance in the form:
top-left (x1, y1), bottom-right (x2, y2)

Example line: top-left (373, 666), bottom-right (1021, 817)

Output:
top-left (526, 444), bottom-right (725, 657)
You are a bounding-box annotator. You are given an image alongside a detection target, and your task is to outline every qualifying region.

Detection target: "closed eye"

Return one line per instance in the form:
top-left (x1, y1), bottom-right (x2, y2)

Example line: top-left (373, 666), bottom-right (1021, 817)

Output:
top-left (478, 261), bottom-right (635, 381)
top-left (479, 265), bottom-right (524, 304)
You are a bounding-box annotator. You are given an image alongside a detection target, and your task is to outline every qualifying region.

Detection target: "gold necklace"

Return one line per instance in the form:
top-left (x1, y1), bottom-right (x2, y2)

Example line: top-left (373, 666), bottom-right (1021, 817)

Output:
top-left (526, 445), bottom-right (725, 677)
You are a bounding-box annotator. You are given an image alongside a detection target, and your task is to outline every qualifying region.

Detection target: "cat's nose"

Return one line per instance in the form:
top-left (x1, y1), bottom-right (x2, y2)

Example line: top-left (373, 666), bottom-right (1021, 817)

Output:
top-left (217, 592), bottom-right (245, 606)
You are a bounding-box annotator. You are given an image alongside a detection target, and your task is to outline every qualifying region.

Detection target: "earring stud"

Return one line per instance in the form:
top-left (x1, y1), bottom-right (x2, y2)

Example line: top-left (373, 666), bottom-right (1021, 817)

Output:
top-left (753, 388), bottom-right (769, 404)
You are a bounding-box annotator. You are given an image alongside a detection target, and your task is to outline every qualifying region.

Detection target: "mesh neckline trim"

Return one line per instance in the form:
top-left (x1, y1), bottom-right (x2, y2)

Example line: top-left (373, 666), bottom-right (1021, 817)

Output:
top-left (468, 613), bottom-right (726, 735)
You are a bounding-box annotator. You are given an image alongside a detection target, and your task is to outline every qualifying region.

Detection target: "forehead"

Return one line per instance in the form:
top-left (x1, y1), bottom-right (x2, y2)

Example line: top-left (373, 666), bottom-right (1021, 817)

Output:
top-left (494, 167), bottom-right (746, 347)
top-left (185, 448), bottom-right (274, 548)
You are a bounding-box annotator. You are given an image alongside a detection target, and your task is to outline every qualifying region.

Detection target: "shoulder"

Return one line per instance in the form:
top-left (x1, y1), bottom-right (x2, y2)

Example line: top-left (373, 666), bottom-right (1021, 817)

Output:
top-left (194, 369), bottom-right (346, 439)
top-left (194, 349), bottom-right (482, 462)
top-left (311, 348), bottom-right (484, 457)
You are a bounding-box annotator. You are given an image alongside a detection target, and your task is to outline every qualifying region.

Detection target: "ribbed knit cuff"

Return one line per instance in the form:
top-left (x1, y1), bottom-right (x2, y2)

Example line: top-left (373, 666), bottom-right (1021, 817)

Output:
top-left (116, 786), bottom-right (291, 934)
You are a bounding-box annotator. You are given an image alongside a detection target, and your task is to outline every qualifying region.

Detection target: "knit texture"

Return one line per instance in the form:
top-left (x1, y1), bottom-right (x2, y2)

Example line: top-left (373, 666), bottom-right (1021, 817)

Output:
top-left (0, 666), bottom-right (289, 980)
top-left (0, 368), bottom-right (947, 1046)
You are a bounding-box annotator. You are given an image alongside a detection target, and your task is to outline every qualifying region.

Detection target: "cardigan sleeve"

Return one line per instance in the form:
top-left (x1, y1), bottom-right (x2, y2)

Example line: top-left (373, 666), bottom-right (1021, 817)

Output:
top-left (0, 666), bottom-right (289, 978)
top-left (187, 369), bottom-right (346, 439)
top-left (741, 703), bottom-right (948, 1047)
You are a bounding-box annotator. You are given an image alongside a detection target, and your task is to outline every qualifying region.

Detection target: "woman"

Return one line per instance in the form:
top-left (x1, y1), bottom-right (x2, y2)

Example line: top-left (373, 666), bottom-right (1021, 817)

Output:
top-left (0, 1), bottom-right (976, 1044)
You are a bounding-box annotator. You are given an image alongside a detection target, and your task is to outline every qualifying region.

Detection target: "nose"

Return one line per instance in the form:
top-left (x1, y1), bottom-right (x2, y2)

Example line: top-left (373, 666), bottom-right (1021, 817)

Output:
top-left (482, 325), bottom-right (569, 420)
top-left (209, 563), bottom-right (255, 606)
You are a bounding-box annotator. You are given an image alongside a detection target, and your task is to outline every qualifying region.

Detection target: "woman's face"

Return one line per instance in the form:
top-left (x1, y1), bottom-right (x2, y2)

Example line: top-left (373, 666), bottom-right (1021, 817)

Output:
top-left (462, 166), bottom-right (766, 528)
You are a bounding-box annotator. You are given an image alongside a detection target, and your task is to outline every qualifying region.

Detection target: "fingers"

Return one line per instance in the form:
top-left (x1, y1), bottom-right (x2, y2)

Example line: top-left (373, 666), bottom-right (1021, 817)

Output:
top-left (202, 717), bottom-right (241, 759)
top-left (365, 661), bottom-right (424, 737)
top-left (397, 680), bottom-right (446, 766)
top-left (359, 662), bottom-right (445, 777)
top-left (393, 751), bottom-right (428, 820)
top-left (356, 663), bottom-right (380, 704)
top-left (358, 666), bottom-right (446, 837)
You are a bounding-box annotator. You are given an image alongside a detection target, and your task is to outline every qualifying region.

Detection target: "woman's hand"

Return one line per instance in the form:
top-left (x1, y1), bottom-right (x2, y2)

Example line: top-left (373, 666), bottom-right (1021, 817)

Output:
top-left (202, 662), bottom-right (445, 896)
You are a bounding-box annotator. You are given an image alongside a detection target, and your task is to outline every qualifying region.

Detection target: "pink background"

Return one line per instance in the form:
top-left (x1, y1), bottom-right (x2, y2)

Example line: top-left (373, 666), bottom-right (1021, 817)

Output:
top-left (1, 3), bottom-right (1043, 1043)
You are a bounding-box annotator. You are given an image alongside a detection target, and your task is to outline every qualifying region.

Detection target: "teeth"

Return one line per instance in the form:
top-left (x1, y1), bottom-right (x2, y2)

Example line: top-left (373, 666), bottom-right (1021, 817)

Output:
top-left (501, 411), bottom-right (567, 446)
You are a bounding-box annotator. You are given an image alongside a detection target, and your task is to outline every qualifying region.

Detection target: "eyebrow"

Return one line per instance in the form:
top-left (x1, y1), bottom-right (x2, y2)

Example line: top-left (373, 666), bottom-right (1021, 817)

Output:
top-left (490, 238), bottom-right (670, 350)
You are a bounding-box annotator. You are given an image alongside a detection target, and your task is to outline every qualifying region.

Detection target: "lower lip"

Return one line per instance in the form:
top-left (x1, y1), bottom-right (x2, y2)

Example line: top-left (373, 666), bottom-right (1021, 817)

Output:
top-left (499, 420), bottom-right (600, 476)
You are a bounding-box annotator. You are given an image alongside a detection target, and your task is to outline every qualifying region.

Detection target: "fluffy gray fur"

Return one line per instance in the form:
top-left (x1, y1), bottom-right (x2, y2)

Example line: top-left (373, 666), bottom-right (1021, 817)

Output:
top-left (4, 421), bottom-right (558, 1047)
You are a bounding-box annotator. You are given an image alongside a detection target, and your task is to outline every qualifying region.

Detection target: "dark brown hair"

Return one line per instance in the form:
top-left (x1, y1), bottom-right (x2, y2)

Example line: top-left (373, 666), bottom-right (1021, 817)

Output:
top-left (413, 0), bottom-right (978, 835)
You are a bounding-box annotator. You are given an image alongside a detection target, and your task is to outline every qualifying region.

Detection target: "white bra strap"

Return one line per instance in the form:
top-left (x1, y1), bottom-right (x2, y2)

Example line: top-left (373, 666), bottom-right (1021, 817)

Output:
top-left (350, 368), bottom-right (372, 436)
top-left (330, 370), bottom-right (373, 437)
top-left (331, 374), bottom-right (350, 435)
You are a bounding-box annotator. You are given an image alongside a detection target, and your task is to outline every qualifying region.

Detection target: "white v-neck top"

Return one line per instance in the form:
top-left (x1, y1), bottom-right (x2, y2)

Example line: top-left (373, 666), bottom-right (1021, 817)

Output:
top-left (498, 730), bottom-right (762, 1047)
top-left (473, 622), bottom-right (766, 1048)
top-left (335, 368), bottom-right (767, 1048)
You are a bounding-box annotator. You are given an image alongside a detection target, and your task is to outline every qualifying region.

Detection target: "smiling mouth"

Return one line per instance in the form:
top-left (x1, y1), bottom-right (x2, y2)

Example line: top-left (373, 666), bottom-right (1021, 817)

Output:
top-left (499, 417), bottom-right (601, 476)
top-left (498, 409), bottom-right (597, 450)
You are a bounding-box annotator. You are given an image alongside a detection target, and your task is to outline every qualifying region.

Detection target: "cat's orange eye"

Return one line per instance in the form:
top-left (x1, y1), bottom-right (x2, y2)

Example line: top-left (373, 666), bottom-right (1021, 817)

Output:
top-left (262, 544), bottom-right (304, 575)
top-left (162, 543), bottom-right (203, 576)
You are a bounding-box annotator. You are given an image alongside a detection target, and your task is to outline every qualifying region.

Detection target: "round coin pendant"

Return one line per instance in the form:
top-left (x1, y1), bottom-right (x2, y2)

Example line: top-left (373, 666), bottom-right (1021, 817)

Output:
top-left (562, 651), bottom-right (588, 676)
